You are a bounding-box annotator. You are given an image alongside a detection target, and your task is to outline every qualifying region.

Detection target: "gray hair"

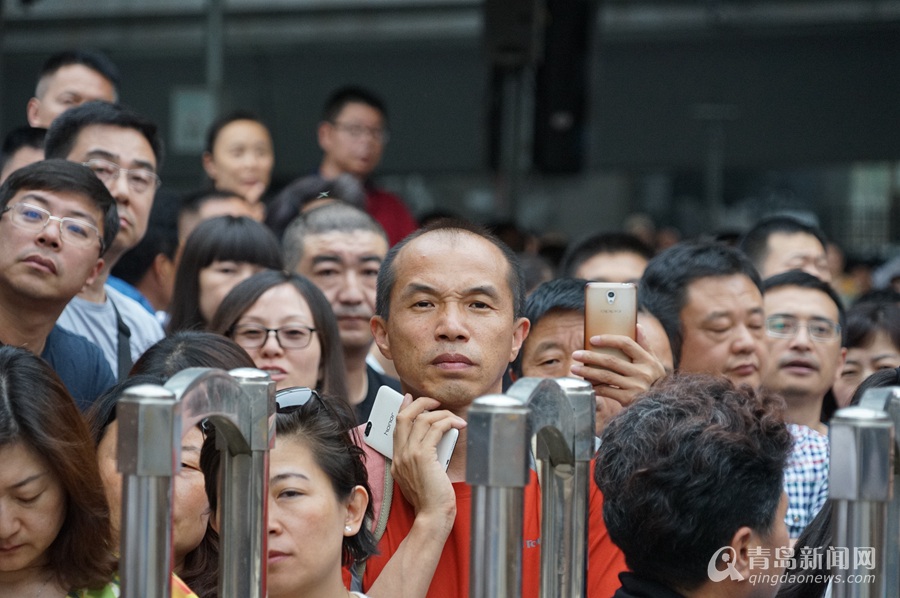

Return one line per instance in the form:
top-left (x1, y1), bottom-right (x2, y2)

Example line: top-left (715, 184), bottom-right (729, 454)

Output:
top-left (282, 201), bottom-right (387, 271)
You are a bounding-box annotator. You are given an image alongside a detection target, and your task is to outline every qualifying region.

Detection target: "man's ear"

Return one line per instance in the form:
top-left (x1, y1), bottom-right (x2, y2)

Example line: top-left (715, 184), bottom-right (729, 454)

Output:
top-left (84, 257), bottom-right (105, 289)
top-left (508, 317), bottom-right (530, 362)
top-left (201, 151), bottom-right (216, 181)
top-left (317, 121), bottom-right (333, 153)
top-left (370, 315), bottom-right (392, 360)
top-left (26, 97), bottom-right (42, 127)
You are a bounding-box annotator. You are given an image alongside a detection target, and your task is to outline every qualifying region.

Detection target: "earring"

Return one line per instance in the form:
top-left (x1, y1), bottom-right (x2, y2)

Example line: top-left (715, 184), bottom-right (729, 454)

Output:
top-left (345, 526), bottom-right (353, 533)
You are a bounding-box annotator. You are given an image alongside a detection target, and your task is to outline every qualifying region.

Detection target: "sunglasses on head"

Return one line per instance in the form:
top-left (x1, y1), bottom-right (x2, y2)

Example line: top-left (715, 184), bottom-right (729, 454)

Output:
top-left (275, 386), bottom-right (321, 414)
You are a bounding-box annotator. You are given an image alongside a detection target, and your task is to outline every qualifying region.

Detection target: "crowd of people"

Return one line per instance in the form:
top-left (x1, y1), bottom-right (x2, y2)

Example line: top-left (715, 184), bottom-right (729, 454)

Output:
top-left (0, 48), bottom-right (897, 598)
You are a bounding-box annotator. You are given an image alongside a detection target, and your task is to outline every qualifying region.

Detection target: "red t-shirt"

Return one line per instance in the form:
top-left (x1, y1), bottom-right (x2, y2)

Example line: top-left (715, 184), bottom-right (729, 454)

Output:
top-left (364, 185), bottom-right (418, 246)
top-left (360, 462), bottom-right (626, 597)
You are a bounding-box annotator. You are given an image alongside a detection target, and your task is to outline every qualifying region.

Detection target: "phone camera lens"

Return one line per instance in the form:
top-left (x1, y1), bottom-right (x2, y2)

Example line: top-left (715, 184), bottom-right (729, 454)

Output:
top-left (607, 291), bottom-right (615, 299)
top-left (364, 421), bottom-right (372, 436)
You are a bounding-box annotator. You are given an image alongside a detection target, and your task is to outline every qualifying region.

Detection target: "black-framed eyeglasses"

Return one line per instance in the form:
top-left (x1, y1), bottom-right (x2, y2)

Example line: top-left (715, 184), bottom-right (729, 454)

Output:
top-left (82, 158), bottom-right (161, 194)
top-left (329, 121), bottom-right (390, 144)
top-left (765, 315), bottom-right (841, 342)
top-left (275, 386), bottom-right (321, 414)
top-left (229, 324), bottom-right (317, 350)
top-left (2, 202), bottom-right (104, 251)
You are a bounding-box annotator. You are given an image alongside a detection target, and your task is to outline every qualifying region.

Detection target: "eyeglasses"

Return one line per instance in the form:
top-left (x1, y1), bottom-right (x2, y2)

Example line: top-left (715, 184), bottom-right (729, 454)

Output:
top-left (2, 202), bottom-right (103, 250)
top-left (275, 386), bottom-right (321, 414)
top-left (765, 315), bottom-right (841, 342)
top-left (229, 324), bottom-right (317, 350)
top-left (82, 158), bottom-right (161, 194)
top-left (330, 121), bottom-right (390, 144)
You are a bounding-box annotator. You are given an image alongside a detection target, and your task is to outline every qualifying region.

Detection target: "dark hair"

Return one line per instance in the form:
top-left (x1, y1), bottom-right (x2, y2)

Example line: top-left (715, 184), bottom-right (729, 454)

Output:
top-left (44, 100), bottom-right (165, 168)
top-left (131, 331), bottom-right (256, 378)
top-left (511, 277), bottom-right (587, 377)
top-left (180, 187), bottom-right (246, 217)
top-left (738, 216), bottom-right (828, 273)
top-left (639, 241), bottom-right (762, 368)
top-left (111, 190), bottom-right (179, 285)
top-left (842, 301), bottom-right (900, 353)
top-left (0, 158), bottom-right (119, 255)
top-left (282, 201), bottom-right (386, 271)
top-left (204, 110), bottom-right (269, 155)
top-left (0, 346), bottom-right (116, 590)
top-left (167, 215), bottom-right (284, 334)
top-left (558, 232), bottom-right (654, 279)
top-left (265, 174), bottom-right (367, 241)
top-left (35, 50), bottom-right (121, 98)
top-left (209, 270), bottom-right (347, 400)
top-left (375, 218), bottom-right (525, 319)
top-left (322, 86), bottom-right (388, 124)
top-left (853, 287), bottom-right (900, 306)
top-left (595, 374), bottom-right (792, 590)
top-left (762, 270), bottom-right (846, 343)
top-left (1, 126), bottom-right (46, 173)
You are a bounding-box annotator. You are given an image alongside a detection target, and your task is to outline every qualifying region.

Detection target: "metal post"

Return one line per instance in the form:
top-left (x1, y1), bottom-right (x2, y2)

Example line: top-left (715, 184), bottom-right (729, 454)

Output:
top-left (467, 395), bottom-right (531, 598)
top-left (556, 377), bottom-right (595, 596)
top-left (830, 406), bottom-right (893, 598)
top-left (857, 386), bottom-right (900, 597)
top-left (119, 368), bottom-right (274, 598)
top-left (117, 384), bottom-right (179, 598)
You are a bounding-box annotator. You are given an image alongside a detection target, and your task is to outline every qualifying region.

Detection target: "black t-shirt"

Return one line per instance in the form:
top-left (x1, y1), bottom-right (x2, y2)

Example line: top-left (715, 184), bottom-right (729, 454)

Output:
top-left (356, 364), bottom-right (402, 425)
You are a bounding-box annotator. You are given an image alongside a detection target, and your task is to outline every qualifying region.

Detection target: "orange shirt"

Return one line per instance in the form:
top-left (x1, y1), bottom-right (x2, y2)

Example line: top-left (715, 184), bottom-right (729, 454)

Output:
top-left (361, 461), bottom-right (626, 597)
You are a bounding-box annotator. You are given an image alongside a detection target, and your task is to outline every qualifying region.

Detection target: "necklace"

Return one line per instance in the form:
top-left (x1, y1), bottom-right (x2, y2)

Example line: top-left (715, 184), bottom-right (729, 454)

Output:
top-left (32, 573), bottom-right (53, 598)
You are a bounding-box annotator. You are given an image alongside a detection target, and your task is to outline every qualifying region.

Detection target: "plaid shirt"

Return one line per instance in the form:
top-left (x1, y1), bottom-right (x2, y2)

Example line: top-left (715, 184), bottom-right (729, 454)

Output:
top-left (784, 423), bottom-right (830, 538)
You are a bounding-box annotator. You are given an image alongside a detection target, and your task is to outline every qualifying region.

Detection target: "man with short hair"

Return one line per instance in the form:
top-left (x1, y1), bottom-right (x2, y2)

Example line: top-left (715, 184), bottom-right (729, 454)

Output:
top-left (45, 101), bottom-right (165, 379)
top-left (0, 159), bottom-right (117, 409)
top-left (510, 277), bottom-right (668, 432)
top-left (360, 221), bottom-right (626, 597)
top-left (739, 215), bottom-right (831, 283)
top-left (640, 241), bottom-right (767, 388)
top-left (761, 270), bottom-right (843, 538)
top-left (596, 375), bottom-right (792, 598)
top-left (558, 231), bottom-right (654, 283)
top-left (0, 126), bottom-right (46, 183)
top-left (26, 50), bottom-right (119, 129)
top-left (317, 86), bottom-right (417, 245)
top-left (284, 202), bottom-right (400, 423)
top-left (762, 270), bottom-right (846, 435)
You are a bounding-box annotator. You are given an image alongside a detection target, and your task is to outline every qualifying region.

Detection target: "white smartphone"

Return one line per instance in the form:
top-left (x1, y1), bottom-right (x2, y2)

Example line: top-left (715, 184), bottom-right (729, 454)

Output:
top-left (363, 386), bottom-right (459, 471)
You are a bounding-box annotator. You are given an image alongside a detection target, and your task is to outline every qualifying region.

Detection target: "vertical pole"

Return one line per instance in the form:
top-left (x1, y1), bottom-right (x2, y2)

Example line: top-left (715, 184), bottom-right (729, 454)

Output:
top-left (467, 395), bottom-right (531, 598)
top-left (206, 0), bottom-right (224, 115)
top-left (118, 384), bottom-right (179, 598)
top-left (830, 406), bottom-right (892, 598)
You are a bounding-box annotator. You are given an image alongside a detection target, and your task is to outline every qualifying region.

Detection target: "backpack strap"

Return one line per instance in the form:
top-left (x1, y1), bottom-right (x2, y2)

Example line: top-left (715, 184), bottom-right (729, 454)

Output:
top-left (352, 424), bottom-right (395, 587)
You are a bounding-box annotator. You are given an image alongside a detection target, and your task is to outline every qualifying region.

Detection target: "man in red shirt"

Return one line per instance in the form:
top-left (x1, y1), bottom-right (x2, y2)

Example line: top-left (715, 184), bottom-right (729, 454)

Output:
top-left (360, 220), bottom-right (626, 597)
top-left (317, 86), bottom-right (417, 246)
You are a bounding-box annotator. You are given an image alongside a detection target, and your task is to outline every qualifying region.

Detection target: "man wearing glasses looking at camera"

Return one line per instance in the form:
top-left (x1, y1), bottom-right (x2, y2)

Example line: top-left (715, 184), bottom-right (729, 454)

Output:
top-left (44, 101), bottom-right (165, 380)
top-left (317, 86), bottom-right (417, 246)
top-left (760, 269), bottom-right (846, 537)
top-left (0, 159), bottom-right (118, 409)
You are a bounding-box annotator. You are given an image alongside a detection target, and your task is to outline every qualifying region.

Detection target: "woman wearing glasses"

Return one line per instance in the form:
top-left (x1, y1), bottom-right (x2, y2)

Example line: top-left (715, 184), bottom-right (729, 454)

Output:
top-left (0, 345), bottom-right (117, 597)
top-left (201, 387), bottom-right (376, 598)
top-left (210, 269), bottom-right (348, 400)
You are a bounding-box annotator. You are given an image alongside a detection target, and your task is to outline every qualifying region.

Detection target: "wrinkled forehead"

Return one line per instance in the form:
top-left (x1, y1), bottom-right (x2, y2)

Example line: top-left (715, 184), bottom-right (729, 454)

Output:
top-left (393, 229), bottom-right (513, 291)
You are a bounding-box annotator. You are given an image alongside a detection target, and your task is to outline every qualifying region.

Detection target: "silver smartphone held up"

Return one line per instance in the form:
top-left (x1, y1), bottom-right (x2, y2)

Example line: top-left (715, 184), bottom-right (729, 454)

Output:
top-left (363, 386), bottom-right (459, 471)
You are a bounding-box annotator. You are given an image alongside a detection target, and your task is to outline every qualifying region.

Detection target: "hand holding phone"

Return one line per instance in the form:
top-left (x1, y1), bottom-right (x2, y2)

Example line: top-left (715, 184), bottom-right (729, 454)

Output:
top-left (363, 386), bottom-right (459, 471)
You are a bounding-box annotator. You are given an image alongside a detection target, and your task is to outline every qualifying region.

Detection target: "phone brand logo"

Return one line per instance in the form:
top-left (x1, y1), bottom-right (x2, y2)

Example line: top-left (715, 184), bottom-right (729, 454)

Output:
top-left (383, 413), bottom-right (394, 436)
top-left (595, 308), bottom-right (623, 313)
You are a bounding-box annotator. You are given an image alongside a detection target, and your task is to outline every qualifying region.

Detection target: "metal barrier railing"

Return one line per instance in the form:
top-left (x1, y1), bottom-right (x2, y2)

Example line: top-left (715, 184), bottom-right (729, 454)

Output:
top-left (117, 367), bottom-right (275, 598)
top-left (467, 377), bottom-right (595, 598)
top-left (829, 403), bottom-right (893, 598)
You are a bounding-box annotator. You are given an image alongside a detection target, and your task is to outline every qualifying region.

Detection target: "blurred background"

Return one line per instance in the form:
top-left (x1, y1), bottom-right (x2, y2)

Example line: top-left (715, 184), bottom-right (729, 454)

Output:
top-left (2, 0), bottom-right (899, 261)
